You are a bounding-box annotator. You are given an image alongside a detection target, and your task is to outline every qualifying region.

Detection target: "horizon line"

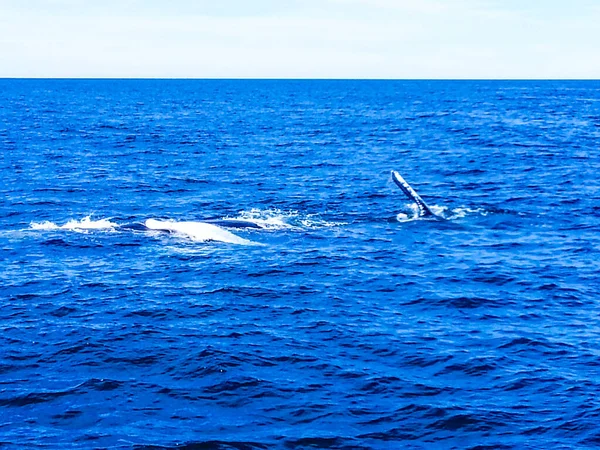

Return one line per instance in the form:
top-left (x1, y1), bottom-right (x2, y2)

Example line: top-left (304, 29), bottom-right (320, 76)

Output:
top-left (2, 77), bottom-right (600, 81)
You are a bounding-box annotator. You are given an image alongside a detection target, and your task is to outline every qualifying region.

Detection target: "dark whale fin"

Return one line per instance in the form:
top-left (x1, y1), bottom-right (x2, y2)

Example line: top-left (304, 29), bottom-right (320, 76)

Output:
top-left (391, 170), bottom-right (435, 218)
top-left (203, 219), bottom-right (265, 229)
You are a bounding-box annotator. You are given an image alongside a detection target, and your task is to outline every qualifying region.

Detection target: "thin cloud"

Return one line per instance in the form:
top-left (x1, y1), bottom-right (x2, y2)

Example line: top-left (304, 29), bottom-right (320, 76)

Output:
top-left (328, 0), bottom-right (451, 14)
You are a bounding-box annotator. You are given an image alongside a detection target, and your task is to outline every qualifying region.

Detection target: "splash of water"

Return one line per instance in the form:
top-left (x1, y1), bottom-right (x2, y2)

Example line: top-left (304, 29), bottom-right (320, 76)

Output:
top-left (224, 208), bottom-right (345, 230)
top-left (396, 204), bottom-right (487, 222)
top-left (30, 216), bottom-right (118, 231)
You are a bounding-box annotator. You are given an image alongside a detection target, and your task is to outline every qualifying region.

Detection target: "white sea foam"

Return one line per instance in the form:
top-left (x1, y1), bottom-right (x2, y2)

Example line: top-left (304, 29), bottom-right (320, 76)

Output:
top-left (429, 205), bottom-right (448, 217)
top-left (447, 207), bottom-right (487, 220)
top-left (30, 221), bottom-right (60, 230)
top-left (396, 203), bottom-right (422, 222)
top-left (396, 204), bottom-right (487, 222)
top-left (62, 217), bottom-right (118, 230)
top-left (30, 216), bottom-right (118, 231)
top-left (223, 208), bottom-right (296, 230)
top-left (224, 208), bottom-right (345, 230)
top-left (145, 219), bottom-right (256, 245)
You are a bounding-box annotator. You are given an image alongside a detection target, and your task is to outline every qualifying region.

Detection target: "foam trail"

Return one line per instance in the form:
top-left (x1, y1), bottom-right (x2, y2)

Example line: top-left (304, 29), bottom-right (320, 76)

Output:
top-left (62, 217), bottom-right (117, 230)
top-left (224, 208), bottom-right (295, 230)
top-left (30, 216), bottom-right (117, 231)
top-left (396, 205), bottom-right (487, 222)
top-left (223, 208), bottom-right (345, 230)
top-left (447, 207), bottom-right (487, 219)
top-left (145, 219), bottom-right (256, 245)
top-left (30, 221), bottom-right (60, 230)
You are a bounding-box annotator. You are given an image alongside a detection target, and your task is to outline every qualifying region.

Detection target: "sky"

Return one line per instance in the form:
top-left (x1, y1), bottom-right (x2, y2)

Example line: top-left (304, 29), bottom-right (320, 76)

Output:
top-left (0, 0), bottom-right (599, 79)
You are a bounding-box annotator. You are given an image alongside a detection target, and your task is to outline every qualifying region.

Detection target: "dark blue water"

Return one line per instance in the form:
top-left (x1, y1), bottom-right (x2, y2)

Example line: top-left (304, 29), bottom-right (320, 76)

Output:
top-left (1, 80), bottom-right (600, 449)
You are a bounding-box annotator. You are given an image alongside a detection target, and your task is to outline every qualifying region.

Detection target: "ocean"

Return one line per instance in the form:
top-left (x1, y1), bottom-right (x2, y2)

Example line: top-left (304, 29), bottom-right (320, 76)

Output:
top-left (1, 79), bottom-right (599, 449)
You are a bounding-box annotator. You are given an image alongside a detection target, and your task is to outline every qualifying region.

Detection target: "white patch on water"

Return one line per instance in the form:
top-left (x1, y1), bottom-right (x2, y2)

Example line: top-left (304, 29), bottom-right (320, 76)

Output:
top-left (145, 219), bottom-right (257, 245)
top-left (395, 204), bottom-right (488, 222)
top-left (62, 217), bottom-right (118, 230)
top-left (446, 207), bottom-right (488, 220)
top-left (224, 208), bottom-right (345, 230)
top-left (30, 216), bottom-right (118, 231)
top-left (300, 215), bottom-right (344, 228)
top-left (429, 205), bottom-right (448, 217)
top-left (396, 203), bottom-right (422, 222)
top-left (222, 208), bottom-right (296, 230)
top-left (30, 221), bottom-right (60, 230)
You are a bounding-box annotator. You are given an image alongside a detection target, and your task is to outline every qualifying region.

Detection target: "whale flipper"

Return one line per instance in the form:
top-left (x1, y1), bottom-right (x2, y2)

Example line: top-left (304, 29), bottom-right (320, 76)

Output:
top-left (391, 170), bottom-right (435, 218)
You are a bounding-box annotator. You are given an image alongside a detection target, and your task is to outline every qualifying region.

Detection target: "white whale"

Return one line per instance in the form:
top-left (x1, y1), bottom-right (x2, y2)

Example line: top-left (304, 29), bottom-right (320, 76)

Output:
top-left (145, 219), bottom-right (255, 245)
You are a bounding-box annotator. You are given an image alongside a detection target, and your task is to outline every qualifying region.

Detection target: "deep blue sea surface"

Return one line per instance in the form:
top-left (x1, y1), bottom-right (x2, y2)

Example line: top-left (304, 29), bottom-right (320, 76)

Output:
top-left (1, 79), bottom-right (600, 449)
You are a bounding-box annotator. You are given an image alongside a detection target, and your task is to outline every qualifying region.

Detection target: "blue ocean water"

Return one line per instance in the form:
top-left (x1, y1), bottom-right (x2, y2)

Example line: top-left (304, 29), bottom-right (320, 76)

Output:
top-left (1, 79), bottom-right (600, 449)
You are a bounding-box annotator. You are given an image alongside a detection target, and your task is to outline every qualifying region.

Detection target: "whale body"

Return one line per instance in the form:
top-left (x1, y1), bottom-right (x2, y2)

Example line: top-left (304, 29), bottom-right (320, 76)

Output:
top-left (145, 219), bottom-right (255, 245)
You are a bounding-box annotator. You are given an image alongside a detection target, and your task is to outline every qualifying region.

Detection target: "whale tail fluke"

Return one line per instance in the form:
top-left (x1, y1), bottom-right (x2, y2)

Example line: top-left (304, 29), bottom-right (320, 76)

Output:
top-left (391, 170), bottom-right (436, 218)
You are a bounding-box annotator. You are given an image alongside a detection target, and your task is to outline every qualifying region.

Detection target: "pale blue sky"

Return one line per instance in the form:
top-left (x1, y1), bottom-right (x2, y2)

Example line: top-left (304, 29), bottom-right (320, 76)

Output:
top-left (1, 0), bottom-right (599, 78)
